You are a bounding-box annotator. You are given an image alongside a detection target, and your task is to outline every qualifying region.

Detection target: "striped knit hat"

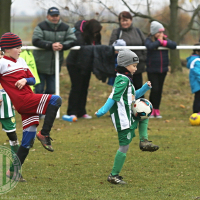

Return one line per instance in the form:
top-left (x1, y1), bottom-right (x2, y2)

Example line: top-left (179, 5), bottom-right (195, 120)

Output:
top-left (0, 32), bottom-right (22, 50)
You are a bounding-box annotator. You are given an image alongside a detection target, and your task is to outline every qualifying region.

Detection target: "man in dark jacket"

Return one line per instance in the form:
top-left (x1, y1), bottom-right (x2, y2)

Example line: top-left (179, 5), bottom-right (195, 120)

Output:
top-left (32, 7), bottom-right (77, 95)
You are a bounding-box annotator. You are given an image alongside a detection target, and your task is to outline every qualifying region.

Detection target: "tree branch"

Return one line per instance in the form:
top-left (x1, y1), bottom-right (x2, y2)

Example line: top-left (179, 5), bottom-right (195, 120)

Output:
top-left (178, 6), bottom-right (197, 13)
top-left (92, 0), bottom-right (118, 17)
top-left (179, 4), bottom-right (200, 40)
top-left (120, 0), bottom-right (169, 29)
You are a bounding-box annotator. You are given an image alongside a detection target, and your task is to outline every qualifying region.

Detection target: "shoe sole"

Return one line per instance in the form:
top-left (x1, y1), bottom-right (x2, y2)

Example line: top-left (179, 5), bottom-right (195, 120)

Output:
top-left (36, 134), bottom-right (54, 152)
top-left (140, 147), bottom-right (159, 152)
top-left (107, 177), bottom-right (127, 184)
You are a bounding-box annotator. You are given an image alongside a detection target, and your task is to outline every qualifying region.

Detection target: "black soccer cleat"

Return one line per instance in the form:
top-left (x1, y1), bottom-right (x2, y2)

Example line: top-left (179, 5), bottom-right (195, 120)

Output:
top-left (107, 173), bottom-right (127, 184)
top-left (139, 139), bottom-right (159, 152)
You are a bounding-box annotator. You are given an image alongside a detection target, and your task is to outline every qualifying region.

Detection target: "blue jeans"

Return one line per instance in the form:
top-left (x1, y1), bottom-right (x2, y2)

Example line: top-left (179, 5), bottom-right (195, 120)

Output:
top-left (35, 73), bottom-right (55, 94)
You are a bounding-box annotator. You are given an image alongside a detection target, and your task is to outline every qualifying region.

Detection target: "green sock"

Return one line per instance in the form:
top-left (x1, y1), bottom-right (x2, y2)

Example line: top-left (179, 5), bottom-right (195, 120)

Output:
top-left (11, 145), bottom-right (19, 154)
top-left (139, 118), bottom-right (149, 142)
top-left (10, 144), bottom-right (19, 172)
top-left (111, 150), bottom-right (126, 176)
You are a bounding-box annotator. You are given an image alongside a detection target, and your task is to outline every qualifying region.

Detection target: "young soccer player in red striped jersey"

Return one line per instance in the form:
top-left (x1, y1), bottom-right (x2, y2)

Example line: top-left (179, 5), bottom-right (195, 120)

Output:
top-left (0, 32), bottom-right (62, 181)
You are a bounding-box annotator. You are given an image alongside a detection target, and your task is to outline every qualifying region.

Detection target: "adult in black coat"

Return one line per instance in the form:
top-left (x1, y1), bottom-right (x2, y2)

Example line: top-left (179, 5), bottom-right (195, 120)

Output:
top-left (63, 19), bottom-right (102, 121)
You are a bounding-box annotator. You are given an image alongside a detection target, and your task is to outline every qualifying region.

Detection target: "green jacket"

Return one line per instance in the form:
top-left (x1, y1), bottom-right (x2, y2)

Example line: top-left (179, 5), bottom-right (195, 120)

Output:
top-left (32, 19), bottom-right (76, 75)
top-left (20, 50), bottom-right (40, 91)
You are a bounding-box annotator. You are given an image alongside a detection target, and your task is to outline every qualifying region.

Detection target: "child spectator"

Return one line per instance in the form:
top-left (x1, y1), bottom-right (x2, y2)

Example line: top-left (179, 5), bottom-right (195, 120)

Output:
top-left (186, 43), bottom-right (200, 113)
top-left (0, 32), bottom-right (62, 181)
top-left (145, 21), bottom-right (176, 118)
top-left (95, 49), bottom-right (158, 184)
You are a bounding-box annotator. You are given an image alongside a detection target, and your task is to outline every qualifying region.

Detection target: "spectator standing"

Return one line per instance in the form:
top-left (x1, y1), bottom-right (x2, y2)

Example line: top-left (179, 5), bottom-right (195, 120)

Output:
top-left (20, 50), bottom-right (40, 92)
top-left (62, 19), bottom-right (102, 122)
top-left (145, 21), bottom-right (176, 118)
top-left (32, 7), bottom-right (77, 95)
top-left (186, 43), bottom-right (200, 113)
top-left (109, 11), bottom-right (146, 94)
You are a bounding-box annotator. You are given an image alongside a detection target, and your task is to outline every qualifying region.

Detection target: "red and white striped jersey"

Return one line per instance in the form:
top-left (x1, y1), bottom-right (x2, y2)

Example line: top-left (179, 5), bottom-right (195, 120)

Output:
top-left (0, 56), bottom-right (34, 111)
top-left (0, 56), bottom-right (51, 129)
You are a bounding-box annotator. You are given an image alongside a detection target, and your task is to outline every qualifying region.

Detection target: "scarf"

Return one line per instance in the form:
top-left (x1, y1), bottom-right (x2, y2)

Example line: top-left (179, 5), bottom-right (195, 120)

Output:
top-left (116, 66), bottom-right (133, 83)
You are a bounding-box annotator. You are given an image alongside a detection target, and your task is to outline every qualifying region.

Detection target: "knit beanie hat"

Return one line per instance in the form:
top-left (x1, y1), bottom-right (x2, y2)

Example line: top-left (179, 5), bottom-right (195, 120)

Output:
top-left (117, 49), bottom-right (139, 67)
top-left (0, 32), bottom-right (22, 50)
top-left (112, 39), bottom-right (126, 46)
top-left (150, 21), bottom-right (165, 35)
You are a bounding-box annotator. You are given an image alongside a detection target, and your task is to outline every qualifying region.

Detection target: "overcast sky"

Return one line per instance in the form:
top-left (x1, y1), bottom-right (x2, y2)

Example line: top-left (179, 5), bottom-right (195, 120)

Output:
top-left (11, 0), bottom-right (169, 16)
top-left (11, 0), bottom-right (197, 17)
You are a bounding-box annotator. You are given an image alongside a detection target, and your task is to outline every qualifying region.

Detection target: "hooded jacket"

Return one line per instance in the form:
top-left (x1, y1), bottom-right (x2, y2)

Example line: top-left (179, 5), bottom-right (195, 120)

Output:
top-left (67, 20), bottom-right (115, 82)
top-left (32, 19), bottom-right (76, 75)
top-left (186, 54), bottom-right (200, 93)
top-left (66, 20), bottom-right (101, 65)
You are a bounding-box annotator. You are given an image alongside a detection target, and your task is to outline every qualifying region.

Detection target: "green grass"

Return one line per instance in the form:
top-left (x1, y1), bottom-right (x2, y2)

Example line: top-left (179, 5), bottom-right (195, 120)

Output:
top-left (1, 67), bottom-right (200, 200)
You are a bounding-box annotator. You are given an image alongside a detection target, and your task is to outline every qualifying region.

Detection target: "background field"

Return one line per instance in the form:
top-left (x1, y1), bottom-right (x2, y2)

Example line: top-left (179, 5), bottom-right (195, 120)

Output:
top-left (1, 63), bottom-right (200, 200)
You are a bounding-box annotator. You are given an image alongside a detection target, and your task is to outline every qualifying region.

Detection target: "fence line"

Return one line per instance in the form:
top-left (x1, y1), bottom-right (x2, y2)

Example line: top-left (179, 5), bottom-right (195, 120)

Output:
top-left (17, 45), bottom-right (200, 118)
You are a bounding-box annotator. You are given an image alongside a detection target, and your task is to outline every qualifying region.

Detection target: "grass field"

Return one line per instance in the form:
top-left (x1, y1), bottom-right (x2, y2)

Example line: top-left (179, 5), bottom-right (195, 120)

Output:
top-left (1, 66), bottom-right (200, 200)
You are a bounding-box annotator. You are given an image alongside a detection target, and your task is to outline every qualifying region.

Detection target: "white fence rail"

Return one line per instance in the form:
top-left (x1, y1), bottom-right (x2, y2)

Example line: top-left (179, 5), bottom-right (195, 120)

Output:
top-left (21, 45), bottom-right (200, 118)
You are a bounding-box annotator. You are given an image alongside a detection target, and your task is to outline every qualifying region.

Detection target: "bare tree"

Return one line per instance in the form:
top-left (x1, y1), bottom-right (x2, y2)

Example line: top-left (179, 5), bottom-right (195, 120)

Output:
top-left (91, 0), bottom-right (200, 72)
top-left (34, 0), bottom-right (200, 72)
top-left (0, 0), bottom-right (12, 37)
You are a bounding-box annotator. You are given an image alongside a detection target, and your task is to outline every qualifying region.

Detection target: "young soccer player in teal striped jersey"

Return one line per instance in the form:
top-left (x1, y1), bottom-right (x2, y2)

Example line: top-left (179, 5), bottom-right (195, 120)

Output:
top-left (0, 50), bottom-right (21, 179)
top-left (95, 49), bottom-right (158, 184)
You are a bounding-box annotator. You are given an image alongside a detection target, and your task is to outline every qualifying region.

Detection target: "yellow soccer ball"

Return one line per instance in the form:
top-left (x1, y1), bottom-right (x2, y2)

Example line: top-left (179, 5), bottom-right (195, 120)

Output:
top-left (189, 113), bottom-right (200, 126)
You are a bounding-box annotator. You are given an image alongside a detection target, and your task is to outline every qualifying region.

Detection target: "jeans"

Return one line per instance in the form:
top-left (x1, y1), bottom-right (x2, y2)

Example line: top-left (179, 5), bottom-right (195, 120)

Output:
top-left (35, 73), bottom-right (55, 94)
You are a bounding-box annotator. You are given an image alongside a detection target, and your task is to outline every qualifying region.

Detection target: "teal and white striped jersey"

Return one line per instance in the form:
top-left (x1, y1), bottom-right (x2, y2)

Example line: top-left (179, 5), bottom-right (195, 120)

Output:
top-left (109, 73), bottom-right (135, 131)
top-left (0, 89), bottom-right (15, 118)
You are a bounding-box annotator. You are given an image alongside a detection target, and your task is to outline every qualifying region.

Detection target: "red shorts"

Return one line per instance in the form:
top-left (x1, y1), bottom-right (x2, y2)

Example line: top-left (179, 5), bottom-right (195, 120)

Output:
top-left (17, 94), bottom-right (52, 129)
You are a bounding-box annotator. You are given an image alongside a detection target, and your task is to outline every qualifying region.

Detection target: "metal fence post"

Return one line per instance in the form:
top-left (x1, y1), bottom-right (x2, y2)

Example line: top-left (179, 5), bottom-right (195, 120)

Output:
top-left (55, 51), bottom-right (60, 118)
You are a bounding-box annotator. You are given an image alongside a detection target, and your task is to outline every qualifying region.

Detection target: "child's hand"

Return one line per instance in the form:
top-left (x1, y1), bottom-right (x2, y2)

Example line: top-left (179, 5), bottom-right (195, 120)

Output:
top-left (147, 81), bottom-right (151, 87)
top-left (95, 111), bottom-right (98, 116)
top-left (0, 100), bottom-right (2, 106)
top-left (12, 105), bottom-right (15, 110)
top-left (15, 78), bottom-right (27, 90)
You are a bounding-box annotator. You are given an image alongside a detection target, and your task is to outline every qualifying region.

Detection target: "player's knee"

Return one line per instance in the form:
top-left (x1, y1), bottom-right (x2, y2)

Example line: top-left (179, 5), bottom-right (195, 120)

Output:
top-left (21, 138), bottom-right (35, 149)
top-left (6, 131), bottom-right (17, 141)
top-left (119, 145), bottom-right (129, 153)
top-left (53, 95), bottom-right (62, 107)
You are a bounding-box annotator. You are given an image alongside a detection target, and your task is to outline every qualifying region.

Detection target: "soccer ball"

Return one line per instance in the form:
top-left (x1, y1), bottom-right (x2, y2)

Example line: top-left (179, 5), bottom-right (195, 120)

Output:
top-left (132, 98), bottom-right (153, 119)
top-left (189, 113), bottom-right (200, 126)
